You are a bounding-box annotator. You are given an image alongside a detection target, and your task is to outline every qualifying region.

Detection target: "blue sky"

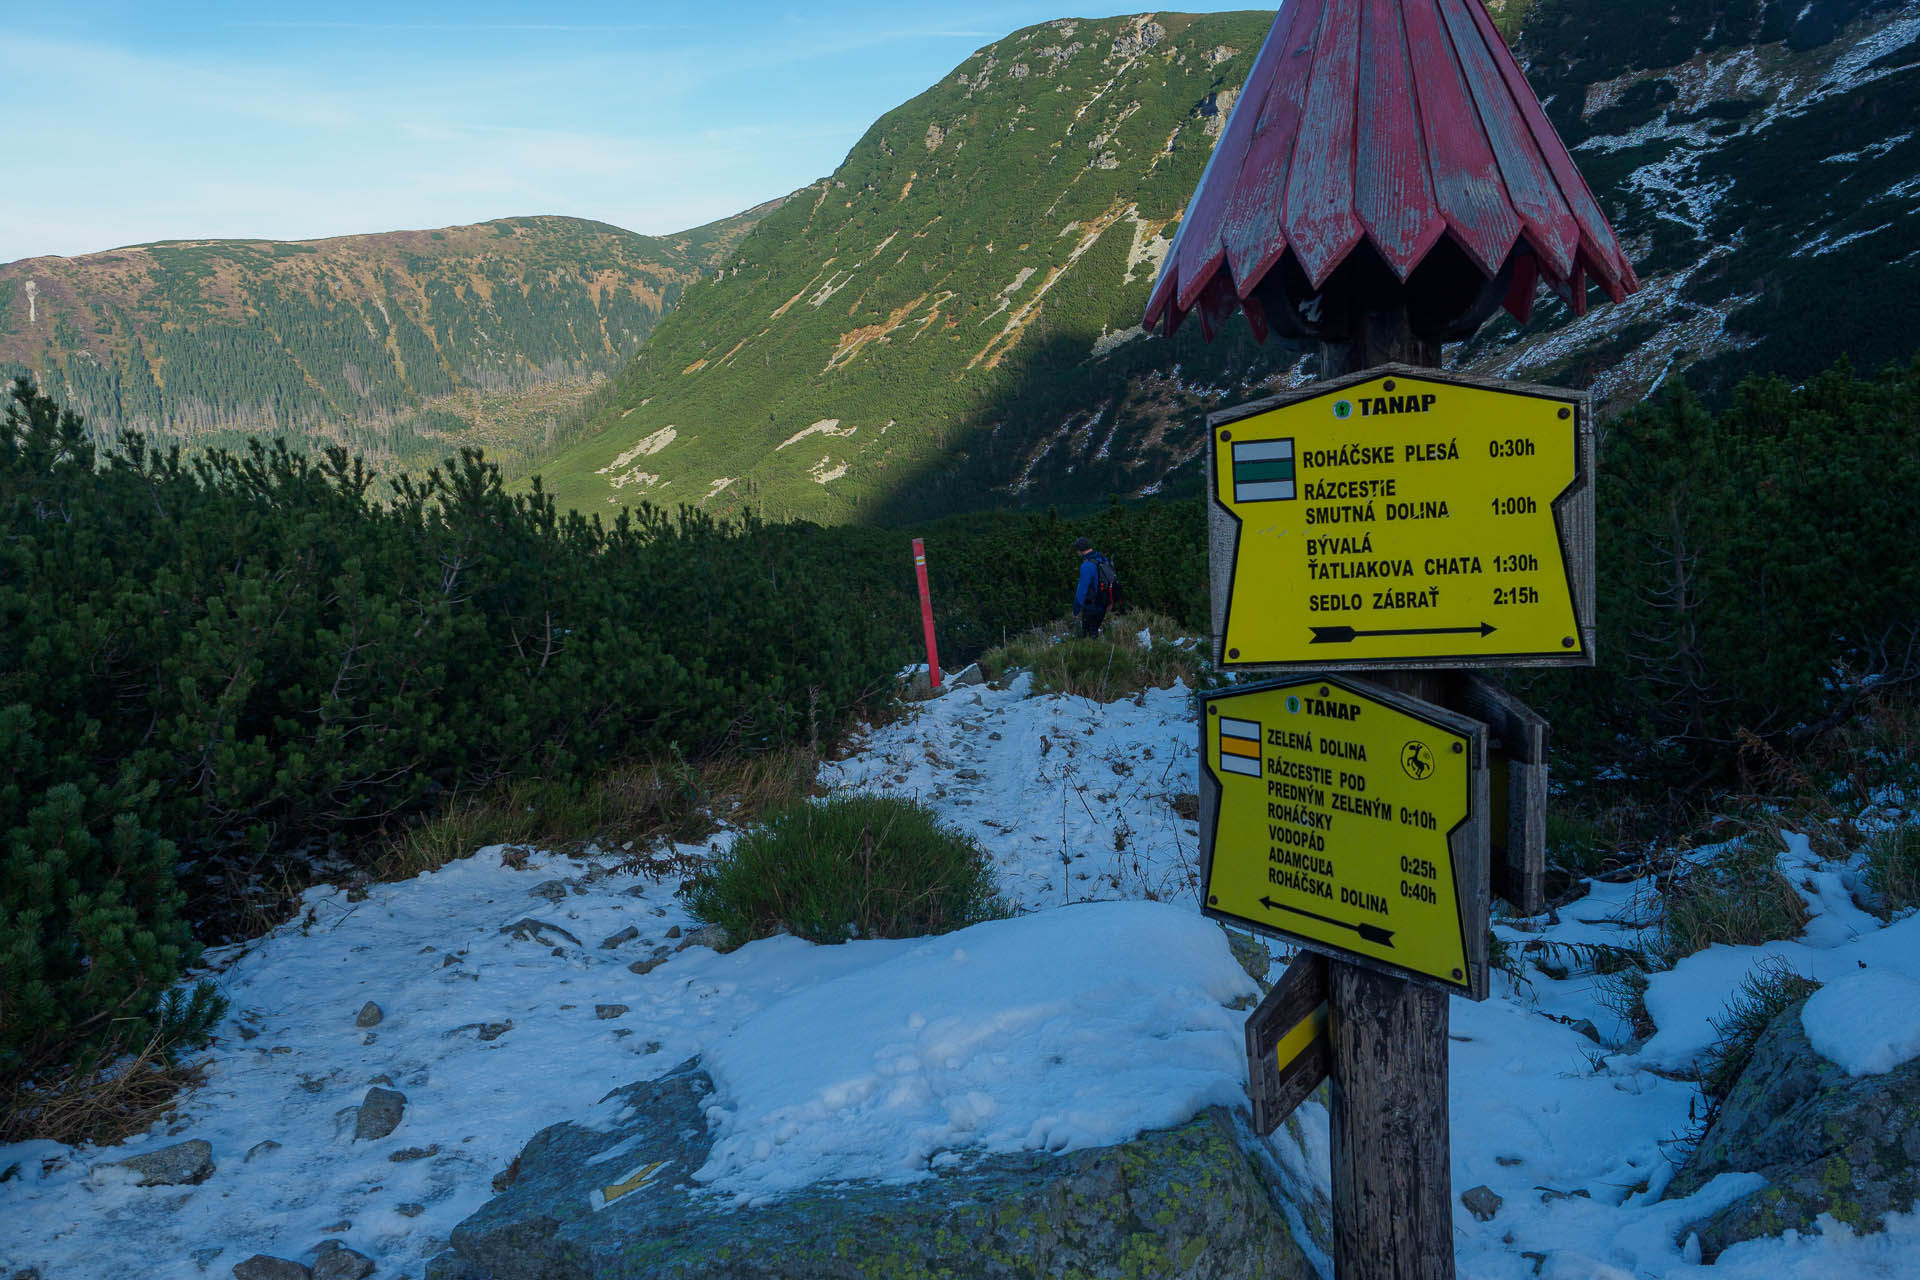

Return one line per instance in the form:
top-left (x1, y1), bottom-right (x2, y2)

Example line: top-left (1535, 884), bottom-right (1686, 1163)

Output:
top-left (0, 2), bottom-right (1253, 263)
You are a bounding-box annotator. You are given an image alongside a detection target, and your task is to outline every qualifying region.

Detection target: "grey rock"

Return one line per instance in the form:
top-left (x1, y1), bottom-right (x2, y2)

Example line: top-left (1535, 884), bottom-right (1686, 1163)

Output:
top-left (110, 1138), bottom-right (215, 1186)
top-left (947, 662), bottom-right (986, 688)
top-left (244, 1140), bottom-right (281, 1163)
top-left (232, 1258), bottom-right (309, 1280)
top-left (527, 880), bottom-right (569, 903)
top-left (441, 953), bottom-right (461, 968)
top-left (355, 1001), bottom-right (384, 1028)
top-left (311, 1247), bottom-right (374, 1280)
top-left (1225, 929), bottom-right (1271, 987)
top-left (500, 918), bottom-right (582, 948)
top-left (449, 1020), bottom-right (514, 1042)
top-left (595, 1004), bottom-right (629, 1020)
top-left (665, 925), bottom-right (683, 939)
top-left (424, 1253), bottom-right (489, 1280)
top-left (1461, 1184), bottom-right (1503, 1222)
top-left (628, 955), bottom-right (668, 976)
top-left (1669, 996), bottom-right (1920, 1258)
top-left (440, 1060), bottom-right (1318, 1279)
top-left (600, 925), bottom-right (640, 949)
top-left (1172, 792), bottom-right (1201, 820)
top-left (398, 1202), bottom-right (427, 1218)
top-left (390, 1144), bottom-right (440, 1162)
top-left (354, 1087), bottom-right (408, 1141)
top-left (190, 1246), bottom-right (224, 1271)
top-left (675, 924), bottom-right (727, 953)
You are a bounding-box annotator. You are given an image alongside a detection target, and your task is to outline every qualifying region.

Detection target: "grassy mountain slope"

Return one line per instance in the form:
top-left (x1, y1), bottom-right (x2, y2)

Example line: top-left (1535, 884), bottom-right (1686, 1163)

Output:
top-left (536, 13), bottom-right (1284, 523)
top-left (533, 2), bottom-right (1920, 525)
top-left (0, 204), bottom-right (777, 473)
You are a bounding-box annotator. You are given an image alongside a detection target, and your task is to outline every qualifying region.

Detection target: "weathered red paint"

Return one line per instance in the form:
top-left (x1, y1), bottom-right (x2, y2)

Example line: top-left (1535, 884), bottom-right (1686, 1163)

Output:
top-left (912, 537), bottom-right (941, 689)
top-left (1145, 0), bottom-right (1638, 338)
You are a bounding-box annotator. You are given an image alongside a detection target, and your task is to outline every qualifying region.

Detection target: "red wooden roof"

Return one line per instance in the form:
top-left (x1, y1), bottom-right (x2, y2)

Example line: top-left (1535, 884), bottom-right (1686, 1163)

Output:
top-left (1144, 0), bottom-right (1638, 340)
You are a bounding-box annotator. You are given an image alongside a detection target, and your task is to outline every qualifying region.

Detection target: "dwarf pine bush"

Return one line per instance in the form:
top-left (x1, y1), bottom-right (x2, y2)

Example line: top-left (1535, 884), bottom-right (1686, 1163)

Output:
top-left (682, 795), bottom-right (1005, 945)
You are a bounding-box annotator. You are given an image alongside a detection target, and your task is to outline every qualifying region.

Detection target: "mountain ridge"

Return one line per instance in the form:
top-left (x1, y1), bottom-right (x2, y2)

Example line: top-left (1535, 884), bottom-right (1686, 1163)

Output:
top-left (0, 202), bottom-right (782, 472)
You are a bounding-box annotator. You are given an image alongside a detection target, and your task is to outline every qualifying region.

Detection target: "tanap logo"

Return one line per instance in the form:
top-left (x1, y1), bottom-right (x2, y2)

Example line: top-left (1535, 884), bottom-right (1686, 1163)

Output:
top-left (1285, 695), bottom-right (1302, 714)
top-left (1332, 399), bottom-right (1354, 419)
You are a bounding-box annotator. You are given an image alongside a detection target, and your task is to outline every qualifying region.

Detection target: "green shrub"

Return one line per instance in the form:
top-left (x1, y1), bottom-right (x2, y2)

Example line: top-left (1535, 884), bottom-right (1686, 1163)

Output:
top-left (1659, 837), bottom-right (1810, 960)
top-left (1544, 357), bottom-right (1920, 780)
top-left (1863, 824), bottom-right (1920, 919)
top-left (681, 794), bottom-right (1006, 945)
top-left (1545, 806), bottom-right (1610, 876)
top-left (1698, 958), bottom-right (1821, 1105)
top-left (0, 722), bottom-right (221, 1092)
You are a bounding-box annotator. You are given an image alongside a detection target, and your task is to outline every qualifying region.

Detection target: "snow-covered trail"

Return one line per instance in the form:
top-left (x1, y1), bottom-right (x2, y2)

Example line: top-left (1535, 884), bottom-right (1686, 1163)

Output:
top-left (7, 668), bottom-right (1920, 1278)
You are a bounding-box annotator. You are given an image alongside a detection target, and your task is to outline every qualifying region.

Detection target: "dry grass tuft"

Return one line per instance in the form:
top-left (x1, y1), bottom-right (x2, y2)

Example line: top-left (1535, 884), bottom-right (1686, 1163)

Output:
top-left (372, 746), bottom-right (821, 882)
top-left (1658, 829), bottom-right (1810, 962)
top-left (1863, 824), bottom-right (1920, 919)
top-left (979, 611), bottom-right (1211, 702)
top-left (1, 1032), bottom-right (210, 1148)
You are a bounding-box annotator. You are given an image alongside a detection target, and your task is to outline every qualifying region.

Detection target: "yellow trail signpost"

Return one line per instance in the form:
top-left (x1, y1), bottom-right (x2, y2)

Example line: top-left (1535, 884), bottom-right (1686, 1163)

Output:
top-left (1208, 367), bottom-right (1593, 673)
top-left (1200, 676), bottom-right (1490, 998)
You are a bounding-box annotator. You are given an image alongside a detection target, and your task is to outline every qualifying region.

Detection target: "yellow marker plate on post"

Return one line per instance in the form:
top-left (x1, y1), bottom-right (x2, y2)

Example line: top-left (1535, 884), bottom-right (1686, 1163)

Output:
top-left (1200, 677), bottom-right (1489, 997)
top-left (1208, 366), bottom-right (1592, 672)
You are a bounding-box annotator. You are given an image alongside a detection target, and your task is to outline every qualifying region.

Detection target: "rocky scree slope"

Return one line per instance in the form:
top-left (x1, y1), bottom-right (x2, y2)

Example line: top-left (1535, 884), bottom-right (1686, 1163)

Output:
top-left (0, 206), bottom-right (774, 475)
top-left (537, 2), bottom-right (1920, 524)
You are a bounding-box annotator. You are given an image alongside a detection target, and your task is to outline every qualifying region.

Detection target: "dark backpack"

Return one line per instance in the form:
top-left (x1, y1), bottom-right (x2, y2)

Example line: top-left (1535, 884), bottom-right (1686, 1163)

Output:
top-left (1091, 552), bottom-right (1121, 609)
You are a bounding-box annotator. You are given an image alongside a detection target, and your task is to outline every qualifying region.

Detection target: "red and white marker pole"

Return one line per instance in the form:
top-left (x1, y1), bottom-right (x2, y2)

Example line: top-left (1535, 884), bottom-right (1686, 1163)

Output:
top-left (911, 537), bottom-right (941, 690)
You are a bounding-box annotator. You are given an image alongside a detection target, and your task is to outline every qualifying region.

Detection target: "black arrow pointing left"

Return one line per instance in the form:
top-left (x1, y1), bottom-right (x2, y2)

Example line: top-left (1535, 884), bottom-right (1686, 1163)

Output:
top-left (1258, 895), bottom-right (1396, 947)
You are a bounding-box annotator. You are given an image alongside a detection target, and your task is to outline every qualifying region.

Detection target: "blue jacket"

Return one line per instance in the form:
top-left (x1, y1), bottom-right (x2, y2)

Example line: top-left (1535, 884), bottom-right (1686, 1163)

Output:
top-left (1074, 553), bottom-right (1102, 613)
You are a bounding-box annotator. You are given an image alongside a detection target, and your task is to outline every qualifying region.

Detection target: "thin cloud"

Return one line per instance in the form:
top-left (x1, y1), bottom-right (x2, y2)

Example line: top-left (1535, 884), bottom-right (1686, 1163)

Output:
top-left (224, 21), bottom-right (703, 32)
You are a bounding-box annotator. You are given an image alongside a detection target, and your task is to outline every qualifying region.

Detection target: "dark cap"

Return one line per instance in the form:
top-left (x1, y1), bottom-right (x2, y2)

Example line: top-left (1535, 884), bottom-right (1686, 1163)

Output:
top-left (1073, 536), bottom-right (1092, 553)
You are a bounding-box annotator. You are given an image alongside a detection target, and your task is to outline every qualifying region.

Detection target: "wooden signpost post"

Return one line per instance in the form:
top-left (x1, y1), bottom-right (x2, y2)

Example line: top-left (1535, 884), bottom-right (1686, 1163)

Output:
top-left (1141, 0), bottom-right (1639, 1274)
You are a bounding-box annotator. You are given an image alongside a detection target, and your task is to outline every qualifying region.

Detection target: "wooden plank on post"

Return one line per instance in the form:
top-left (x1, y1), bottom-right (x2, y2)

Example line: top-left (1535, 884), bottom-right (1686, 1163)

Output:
top-left (1245, 950), bottom-right (1331, 1136)
top-left (1461, 675), bottom-right (1549, 916)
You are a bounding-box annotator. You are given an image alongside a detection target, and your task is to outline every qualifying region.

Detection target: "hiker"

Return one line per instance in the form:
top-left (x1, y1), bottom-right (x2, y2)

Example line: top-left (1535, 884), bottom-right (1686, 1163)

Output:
top-left (1071, 536), bottom-right (1120, 638)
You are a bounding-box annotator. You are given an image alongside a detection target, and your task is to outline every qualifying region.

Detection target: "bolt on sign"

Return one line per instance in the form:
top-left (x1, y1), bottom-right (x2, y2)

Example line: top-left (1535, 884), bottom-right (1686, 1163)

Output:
top-left (1200, 676), bottom-right (1490, 998)
top-left (1207, 364), bottom-right (1594, 672)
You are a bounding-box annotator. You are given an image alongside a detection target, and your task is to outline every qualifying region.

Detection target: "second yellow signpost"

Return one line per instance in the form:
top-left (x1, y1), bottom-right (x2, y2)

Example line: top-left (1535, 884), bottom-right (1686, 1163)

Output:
top-left (1200, 676), bottom-right (1490, 998)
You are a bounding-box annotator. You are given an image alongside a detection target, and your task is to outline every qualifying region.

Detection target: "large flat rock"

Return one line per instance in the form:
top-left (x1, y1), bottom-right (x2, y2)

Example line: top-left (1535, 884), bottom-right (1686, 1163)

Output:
top-left (432, 1060), bottom-right (1319, 1279)
top-left (1669, 997), bottom-right (1920, 1258)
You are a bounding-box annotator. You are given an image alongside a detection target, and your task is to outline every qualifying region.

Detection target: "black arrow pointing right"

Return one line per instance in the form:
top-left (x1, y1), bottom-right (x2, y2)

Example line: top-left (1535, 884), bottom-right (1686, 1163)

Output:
top-left (1258, 895), bottom-right (1396, 947)
top-left (1310, 622), bottom-right (1497, 645)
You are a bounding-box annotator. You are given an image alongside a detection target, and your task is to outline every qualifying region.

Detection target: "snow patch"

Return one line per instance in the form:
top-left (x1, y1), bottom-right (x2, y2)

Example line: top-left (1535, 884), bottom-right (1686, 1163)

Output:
top-left (596, 426), bottom-right (678, 474)
top-left (777, 419), bottom-right (856, 451)
top-left (1802, 969), bottom-right (1920, 1075)
top-left (692, 902), bottom-right (1253, 1204)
